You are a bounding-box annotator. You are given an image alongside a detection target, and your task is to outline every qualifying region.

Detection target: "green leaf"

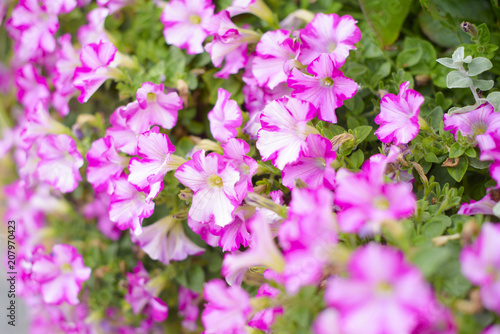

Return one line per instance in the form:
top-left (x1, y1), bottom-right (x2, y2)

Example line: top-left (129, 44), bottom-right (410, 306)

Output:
top-left (436, 57), bottom-right (457, 69)
top-left (446, 70), bottom-right (472, 88)
top-left (350, 150), bottom-right (364, 169)
top-left (353, 125), bottom-right (373, 144)
top-left (424, 152), bottom-right (439, 163)
top-left (447, 156), bottom-right (468, 182)
top-left (467, 57), bottom-right (493, 76)
top-left (449, 142), bottom-right (465, 158)
top-left (397, 47), bottom-right (423, 68)
top-left (472, 78), bottom-right (494, 91)
top-left (464, 147), bottom-right (477, 158)
top-left (411, 246), bottom-right (452, 278)
top-left (486, 91), bottom-right (500, 111)
top-left (358, 0), bottom-right (412, 47)
top-left (422, 215), bottom-right (452, 238)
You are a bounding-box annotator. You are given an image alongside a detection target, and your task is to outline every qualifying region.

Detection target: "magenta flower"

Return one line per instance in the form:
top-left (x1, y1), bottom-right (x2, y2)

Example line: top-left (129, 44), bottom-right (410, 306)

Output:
top-left (288, 54), bottom-right (358, 123)
top-left (458, 190), bottom-right (497, 216)
top-left (252, 29), bottom-right (301, 89)
top-left (201, 279), bottom-right (251, 334)
top-left (7, 0), bottom-right (59, 62)
top-left (215, 205), bottom-right (253, 252)
top-left (178, 286), bottom-right (200, 331)
top-left (175, 150), bottom-right (240, 227)
top-left (31, 244), bottom-right (91, 305)
top-left (36, 134), bottom-right (84, 193)
top-left (121, 82), bottom-right (183, 133)
top-left (125, 262), bottom-right (168, 322)
top-left (208, 88), bottom-right (242, 144)
top-left (374, 81), bottom-right (424, 145)
top-left (256, 97), bottom-right (319, 170)
top-left (478, 129), bottom-right (500, 162)
top-left (97, 0), bottom-right (134, 13)
top-left (161, 0), bottom-right (214, 55)
top-left (86, 136), bottom-right (127, 194)
top-left (326, 244), bottom-right (438, 334)
top-left (134, 216), bottom-right (205, 265)
top-left (77, 8), bottom-right (110, 46)
top-left (128, 126), bottom-right (184, 193)
top-left (106, 106), bottom-right (141, 155)
top-left (460, 223), bottom-right (500, 314)
top-left (15, 63), bottom-right (50, 111)
top-left (109, 175), bottom-right (155, 236)
top-left (73, 41), bottom-right (121, 103)
top-left (444, 103), bottom-right (500, 147)
top-left (248, 284), bottom-right (283, 332)
top-left (282, 134), bottom-right (336, 190)
top-left (83, 192), bottom-right (122, 241)
top-left (335, 158), bottom-right (416, 235)
top-left (483, 325), bottom-right (500, 334)
top-left (298, 13), bottom-right (361, 66)
top-left (313, 309), bottom-right (342, 334)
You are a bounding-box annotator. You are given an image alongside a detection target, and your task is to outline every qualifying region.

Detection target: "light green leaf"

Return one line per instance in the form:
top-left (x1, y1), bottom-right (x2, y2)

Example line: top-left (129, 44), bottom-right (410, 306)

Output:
top-left (467, 57), bottom-right (493, 76)
top-left (472, 79), bottom-right (494, 91)
top-left (397, 47), bottom-right (423, 68)
top-left (436, 57), bottom-right (457, 69)
top-left (449, 142), bottom-right (465, 158)
top-left (353, 125), bottom-right (373, 145)
top-left (493, 202), bottom-right (500, 218)
top-left (446, 70), bottom-right (472, 88)
top-left (487, 91), bottom-right (500, 111)
top-left (422, 215), bottom-right (452, 238)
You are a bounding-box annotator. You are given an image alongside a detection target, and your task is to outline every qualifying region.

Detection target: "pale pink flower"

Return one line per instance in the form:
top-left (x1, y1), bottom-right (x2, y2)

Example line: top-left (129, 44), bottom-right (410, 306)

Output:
top-left (134, 216), bottom-right (204, 264)
top-left (374, 81), bottom-right (424, 145)
top-left (460, 223), bottom-right (500, 314)
top-left (256, 97), bottom-right (319, 170)
top-left (20, 101), bottom-right (67, 149)
top-left (83, 192), bottom-right (122, 241)
top-left (77, 8), bottom-right (110, 46)
top-left (215, 205), bottom-right (253, 252)
top-left (208, 88), bottom-right (242, 144)
top-left (106, 106), bottom-right (141, 155)
top-left (248, 284), bottom-right (283, 332)
top-left (313, 309), bottom-right (343, 334)
top-left (298, 13), bottom-right (361, 66)
top-left (44, 0), bottom-right (77, 14)
top-left (73, 41), bottom-right (121, 103)
top-left (86, 136), bottom-right (128, 194)
top-left (109, 175), bottom-right (155, 236)
top-left (178, 286), bottom-right (200, 331)
top-left (282, 134), bottom-right (336, 190)
top-left (161, 0), bottom-right (214, 54)
top-left (458, 190), bottom-right (497, 216)
top-left (483, 325), bottom-right (500, 334)
top-left (175, 150), bottom-right (240, 227)
top-left (252, 29), bottom-right (301, 89)
top-left (201, 279), bottom-right (251, 334)
top-left (125, 262), bottom-right (168, 322)
top-left (31, 244), bottom-right (91, 305)
top-left (97, 0), bottom-right (134, 13)
top-left (36, 134), bottom-right (84, 193)
top-left (288, 53), bottom-right (358, 123)
top-left (121, 82), bottom-right (183, 133)
top-left (15, 63), bottom-right (50, 110)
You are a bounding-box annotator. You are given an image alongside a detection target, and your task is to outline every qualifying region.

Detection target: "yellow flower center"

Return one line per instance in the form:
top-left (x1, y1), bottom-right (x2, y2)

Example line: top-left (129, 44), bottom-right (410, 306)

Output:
top-left (373, 196), bottom-right (390, 210)
top-left (189, 15), bottom-right (202, 24)
top-left (147, 92), bottom-right (157, 102)
top-left (207, 174), bottom-right (223, 189)
top-left (321, 77), bottom-right (334, 87)
top-left (61, 263), bottom-right (72, 273)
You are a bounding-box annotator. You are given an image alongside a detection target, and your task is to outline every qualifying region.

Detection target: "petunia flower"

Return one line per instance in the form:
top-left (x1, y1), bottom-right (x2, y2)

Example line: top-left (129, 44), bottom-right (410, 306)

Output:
top-left (313, 309), bottom-right (343, 334)
top-left (256, 97), bottom-right (319, 170)
top-left (226, 0), bottom-right (273, 24)
top-left (208, 88), bottom-right (242, 144)
top-left (109, 175), bottom-right (155, 236)
top-left (97, 0), bottom-right (134, 13)
top-left (15, 63), bottom-right (50, 111)
top-left (298, 13), bottom-right (361, 66)
top-left (161, 0), bottom-right (214, 55)
top-left (77, 8), bottom-right (110, 46)
top-left (175, 150), bottom-right (240, 227)
top-left (201, 279), bottom-right (251, 334)
top-left (31, 244), bottom-right (91, 305)
top-left (125, 262), bottom-right (168, 322)
top-left (121, 82), bottom-right (183, 133)
top-left (83, 192), bottom-right (122, 241)
top-left (36, 134), bottom-right (84, 193)
top-left (374, 81), bottom-right (424, 145)
top-left (106, 106), bottom-right (141, 155)
top-left (134, 215), bottom-right (205, 265)
top-left (458, 190), bottom-right (498, 216)
top-left (248, 284), bottom-right (284, 332)
top-left (288, 53), bottom-right (358, 123)
top-left (252, 29), bottom-right (301, 89)
top-left (178, 286), bottom-right (200, 331)
top-left (460, 223), bottom-right (500, 314)
top-left (483, 325), bottom-right (500, 334)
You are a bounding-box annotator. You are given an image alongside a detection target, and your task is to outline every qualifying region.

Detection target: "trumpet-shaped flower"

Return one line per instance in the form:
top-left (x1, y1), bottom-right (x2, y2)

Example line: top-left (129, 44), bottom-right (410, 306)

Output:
top-left (208, 88), bottom-right (242, 144)
top-left (161, 0), bottom-right (214, 55)
top-left (248, 284), bottom-right (283, 332)
top-left (20, 101), bottom-right (67, 149)
top-left (288, 54), bottom-right (357, 123)
top-left (175, 150), bottom-right (240, 227)
top-left (460, 223), bottom-right (500, 314)
top-left (134, 216), bottom-right (205, 265)
top-left (109, 175), bottom-right (155, 235)
top-left (374, 81), bottom-right (424, 145)
top-left (77, 8), bottom-right (110, 45)
top-left (121, 82), bottom-right (183, 133)
top-left (201, 279), bottom-right (251, 334)
top-left (36, 134), bottom-right (84, 193)
top-left (15, 63), bottom-right (50, 111)
top-left (31, 244), bottom-right (91, 305)
top-left (298, 13), bottom-right (361, 66)
top-left (282, 134), bottom-right (336, 190)
top-left (106, 106), bottom-right (141, 155)
top-left (256, 97), bottom-right (319, 170)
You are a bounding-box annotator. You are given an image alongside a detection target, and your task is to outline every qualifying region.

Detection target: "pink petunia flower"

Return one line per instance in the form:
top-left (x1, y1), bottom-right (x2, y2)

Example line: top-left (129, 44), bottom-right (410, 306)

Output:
top-left (109, 175), bottom-right (155, 236)
top-left (374, 81), bottom-right (424, 145)
top-left (215, 205), bottom-right (253, 252)
top-left (161, 0), bottom-right (214, 55)
top-left (458, 190), bottom-right (497, 216)
top-left (15, 63), bottom-right (50, 111)
top-left (106, 106), bottom-right (141, 155)
top-left (36, 134), bottom-right (84, 193)
top-left (125, 262), bottom-right (168, 322)
top-left (226, 0), bottom-right (273, 24)
top-left (208, 88), bottom-right (242, 144)
top-left (460, 223), bottom-right (500, 314)
top-left (288, 53), bottom-right (358, 123)
top-left (298, 13), bottom-right (360, 67)
top-left (201, 279), bottom-right (251, 334)
top-left (282, 134), bottom-right (336, 190)
top-left (483, 325), bottom-right (500, 334)
top-left (175, 150), bottom-right (240, 227)
top-left (178, 286), bottom-right (200, 331)
top-left (134, 215), bottom-right (205, 265)
top-left (248, 284), bottom-right (284, 332)
top-left (97, 0), bottom-right (134, 13)
top-left (252, 29), bottom-right (301, 89)
top-left (256, 97), bottom-right (319, 170)
top-left (121, 82), bottom-right (183, 133)
top-left (73, 41), bottom-right (122, 103)
top-left (77, 8), bottom-right (110, 46)
top-left (83, 192), bottom-right (122, 241)
top-left (444, 103), bottom-right (500, 147)
top-left (86, 136), bottom-right (128, 194)
top-left (325, 244), bottom-right (441, 334)
top-left (31, 244), bottom-right (91, 305)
